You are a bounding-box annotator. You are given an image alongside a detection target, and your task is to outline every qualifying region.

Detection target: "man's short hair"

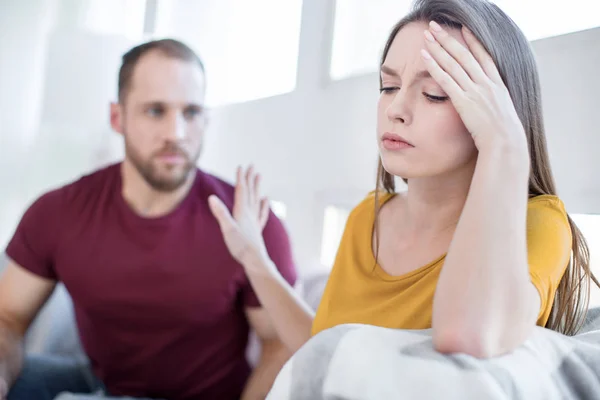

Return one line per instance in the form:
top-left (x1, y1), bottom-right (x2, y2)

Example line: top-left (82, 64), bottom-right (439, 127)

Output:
top-left (118, 38), bottom-right (205, 102)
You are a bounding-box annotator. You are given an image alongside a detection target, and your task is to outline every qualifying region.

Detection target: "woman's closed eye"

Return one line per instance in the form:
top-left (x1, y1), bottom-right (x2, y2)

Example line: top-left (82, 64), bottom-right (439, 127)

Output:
top-left (379, 86), bottom-right (448, 102)
top-left (423, 93), bottom-right (449, 103)
top-left (379, 86), bottom-right (400, 94)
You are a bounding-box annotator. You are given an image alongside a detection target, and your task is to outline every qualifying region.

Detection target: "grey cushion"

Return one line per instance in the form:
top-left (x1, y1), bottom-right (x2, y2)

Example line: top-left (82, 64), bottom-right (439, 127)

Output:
top-left (578, 306), bottom-right (600, 334)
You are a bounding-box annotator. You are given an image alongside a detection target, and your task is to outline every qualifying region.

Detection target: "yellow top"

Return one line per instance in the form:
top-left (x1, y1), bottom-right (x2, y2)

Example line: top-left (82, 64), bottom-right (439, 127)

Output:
top-left (311, 192), bottom-right (572, 336)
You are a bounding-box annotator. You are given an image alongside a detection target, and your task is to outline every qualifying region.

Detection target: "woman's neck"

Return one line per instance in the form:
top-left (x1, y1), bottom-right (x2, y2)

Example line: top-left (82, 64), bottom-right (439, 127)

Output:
top-left (403, 163), bottom-right (476, 235)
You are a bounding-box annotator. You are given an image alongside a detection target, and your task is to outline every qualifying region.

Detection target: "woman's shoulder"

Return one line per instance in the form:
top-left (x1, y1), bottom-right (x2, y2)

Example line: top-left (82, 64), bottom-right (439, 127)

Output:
top-left (526, 194), bottom-right (571, 237)
top-left (337, 191), bottom-right (400, 240)
top-left (348, 190), bottom-right (397, 220)
top-left (527, 194), bottom-right (568, 216)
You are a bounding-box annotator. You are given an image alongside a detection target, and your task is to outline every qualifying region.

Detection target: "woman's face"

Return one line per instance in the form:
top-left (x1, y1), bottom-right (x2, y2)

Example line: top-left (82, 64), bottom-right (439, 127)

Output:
top-left (377, 21), bottom-right (478, 180)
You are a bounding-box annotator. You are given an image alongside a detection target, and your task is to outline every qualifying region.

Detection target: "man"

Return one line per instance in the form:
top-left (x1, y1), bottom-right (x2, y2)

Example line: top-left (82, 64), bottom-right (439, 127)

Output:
top-left (0, 39), bottom-right (296, 400)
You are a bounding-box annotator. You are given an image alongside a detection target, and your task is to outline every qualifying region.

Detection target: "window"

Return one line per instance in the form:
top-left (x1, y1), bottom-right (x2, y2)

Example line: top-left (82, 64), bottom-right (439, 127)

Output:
top-left (153, 0), bottom-right (303, 107)
top-left (330, 0), bottom-right (600, 80)
top-left (82, 0), bottom-right (147, 40)
top-left (330, 0), bottom-right (412, 80)
top-left (571, 214), bottom-right (600, 307)
top-left (493, 0), bottom-right (600, 42)
top-left (270, 200), bottom-right (287, 220)
top-left (320, 205), bottom-right (351, 267)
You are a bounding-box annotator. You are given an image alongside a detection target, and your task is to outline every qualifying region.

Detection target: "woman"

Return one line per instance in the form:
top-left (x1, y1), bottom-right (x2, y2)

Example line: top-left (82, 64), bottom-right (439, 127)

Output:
top-left (208, 0), bottom-right (598, 358)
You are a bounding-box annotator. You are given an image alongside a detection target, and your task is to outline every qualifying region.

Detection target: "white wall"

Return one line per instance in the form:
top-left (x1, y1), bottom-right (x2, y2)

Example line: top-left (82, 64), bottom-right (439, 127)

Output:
top-left (0, 0), bottom-right (54, 149)
top-left (1, 0), bottom-right (600, 278)
top-left (533, 28), bottom-right (600, 214)
top-left (0, 0), bottom-right (133, 247)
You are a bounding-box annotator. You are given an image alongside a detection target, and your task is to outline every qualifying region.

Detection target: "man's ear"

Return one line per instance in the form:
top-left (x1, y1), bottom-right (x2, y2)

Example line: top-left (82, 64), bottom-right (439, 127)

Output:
top-left (110, 102), bottom-right (124, 135)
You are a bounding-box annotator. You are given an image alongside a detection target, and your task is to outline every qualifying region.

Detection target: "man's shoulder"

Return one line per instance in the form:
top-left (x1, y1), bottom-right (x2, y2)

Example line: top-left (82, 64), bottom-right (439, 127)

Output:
top-left (32, 163), bottom-right (120, 212)
top-left (68, 162), bottom-right (119, 188)
top-left (193, 168), bottom-right (235, 202)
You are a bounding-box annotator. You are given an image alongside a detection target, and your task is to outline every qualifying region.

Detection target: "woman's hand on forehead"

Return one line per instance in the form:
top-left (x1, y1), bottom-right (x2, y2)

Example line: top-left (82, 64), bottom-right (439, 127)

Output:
top-left (420, 21), bottom-right (528, 156)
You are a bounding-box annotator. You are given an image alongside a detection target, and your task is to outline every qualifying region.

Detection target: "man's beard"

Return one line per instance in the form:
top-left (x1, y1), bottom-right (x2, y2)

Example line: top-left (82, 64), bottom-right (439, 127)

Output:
top-left (126, 141), bottom-right (201, 192)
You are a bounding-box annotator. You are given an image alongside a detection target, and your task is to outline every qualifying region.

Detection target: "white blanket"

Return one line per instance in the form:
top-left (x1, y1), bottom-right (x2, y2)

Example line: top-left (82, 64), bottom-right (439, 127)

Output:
top-left (267, 324), bottom-right (600, 400)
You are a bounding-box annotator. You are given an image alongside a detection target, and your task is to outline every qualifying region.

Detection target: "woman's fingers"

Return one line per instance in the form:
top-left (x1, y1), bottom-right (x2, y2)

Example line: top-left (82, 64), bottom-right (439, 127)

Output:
top-left (233, 166), bottom-right (246, 217)
top-left (245, 165), bottom-right (255, 206)
top-left (259, 197), bottom-right (270, 229)
top-left (461, 26), bottom-right (503, 85)
top-left (208, 195), bottom-right (237, 234)
top-left (235, 165), bottom-right (265, 216)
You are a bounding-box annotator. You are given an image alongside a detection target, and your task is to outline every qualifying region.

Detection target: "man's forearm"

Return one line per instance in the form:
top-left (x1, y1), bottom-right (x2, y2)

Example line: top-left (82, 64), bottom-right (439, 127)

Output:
top-left (0, 323), bottom-right (24, 390)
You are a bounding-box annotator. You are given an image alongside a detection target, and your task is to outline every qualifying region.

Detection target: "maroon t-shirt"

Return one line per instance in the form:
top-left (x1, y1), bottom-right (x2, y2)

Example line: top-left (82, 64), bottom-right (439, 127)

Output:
top-left (5, 163), bottom-right (297, 400)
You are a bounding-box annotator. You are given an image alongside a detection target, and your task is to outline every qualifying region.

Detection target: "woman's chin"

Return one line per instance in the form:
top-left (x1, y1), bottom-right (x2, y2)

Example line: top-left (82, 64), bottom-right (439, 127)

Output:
top-left (381, 160), bottom-right (415, 179)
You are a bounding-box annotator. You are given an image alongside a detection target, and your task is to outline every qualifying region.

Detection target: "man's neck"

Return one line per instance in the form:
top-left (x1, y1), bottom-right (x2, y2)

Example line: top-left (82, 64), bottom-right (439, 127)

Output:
top-left (120, 161), bottom-right (196, 218)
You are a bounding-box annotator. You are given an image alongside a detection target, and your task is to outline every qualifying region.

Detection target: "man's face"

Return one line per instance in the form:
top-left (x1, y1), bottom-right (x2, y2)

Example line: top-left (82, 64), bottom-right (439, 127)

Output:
top-left (111, 51), bottom-right (207, 192)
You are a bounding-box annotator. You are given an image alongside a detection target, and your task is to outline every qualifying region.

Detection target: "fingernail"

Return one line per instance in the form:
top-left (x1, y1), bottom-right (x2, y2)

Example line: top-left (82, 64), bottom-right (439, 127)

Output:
top-left (420, 49), bottom-right (432, 60)
top-left (429, 21), bottom-right (442, 32)
top-left (424, 30), bottom-right (435, 42)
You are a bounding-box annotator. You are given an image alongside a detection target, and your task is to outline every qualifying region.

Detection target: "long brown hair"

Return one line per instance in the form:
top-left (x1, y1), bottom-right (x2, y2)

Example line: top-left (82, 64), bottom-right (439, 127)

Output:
top-left (374, 0), bottom-right (599, 335)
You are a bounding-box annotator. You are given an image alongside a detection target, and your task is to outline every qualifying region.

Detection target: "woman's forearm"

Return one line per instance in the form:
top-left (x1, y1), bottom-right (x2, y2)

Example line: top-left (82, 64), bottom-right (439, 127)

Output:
top-left (432, 144), bottom-right (536, 357)
top-left (245, 257), bottom-right (315, 353)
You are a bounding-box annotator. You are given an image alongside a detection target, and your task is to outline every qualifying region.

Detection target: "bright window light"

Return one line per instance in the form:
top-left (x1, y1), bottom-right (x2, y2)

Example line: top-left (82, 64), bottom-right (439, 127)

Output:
top-left (330, 0), bottom-right (412, 81)
top-left (571, 214), bottom-right (600, 307)
top-left (320, 205), bottom-right (351, 268)
top-left (154, 0), bottom-right (303, 107)
top-left (330, 0), bottom-right (600, 81)
top-left (83, 0), bottom-right (147, 40)
top-left (270, 200), bottom-right (287, 220)
top-left (493, 0), bottom-right (600, 42)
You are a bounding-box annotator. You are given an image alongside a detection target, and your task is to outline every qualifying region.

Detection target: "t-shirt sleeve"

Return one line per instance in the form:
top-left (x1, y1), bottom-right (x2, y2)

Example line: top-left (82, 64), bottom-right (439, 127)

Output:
top-left (242, 210), bottom-right (298, 308)
top-left (527, 197), bottom-right (572, 325)
top-left (4, 190), bottom-right (64, 280)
